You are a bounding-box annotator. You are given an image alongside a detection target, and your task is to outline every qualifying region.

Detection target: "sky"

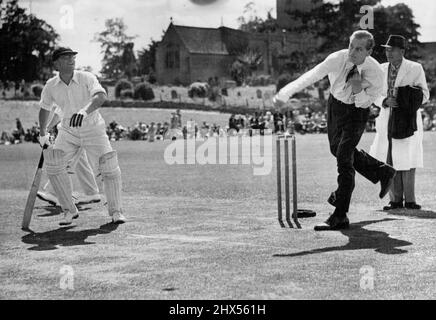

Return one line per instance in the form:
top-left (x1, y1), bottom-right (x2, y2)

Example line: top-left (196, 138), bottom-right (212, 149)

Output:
top-left (17, 0), bottom-right (436, 74)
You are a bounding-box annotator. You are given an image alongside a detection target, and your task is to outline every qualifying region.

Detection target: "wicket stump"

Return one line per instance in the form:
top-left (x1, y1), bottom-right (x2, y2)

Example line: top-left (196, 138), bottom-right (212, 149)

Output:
top-left (276, 134), bottom-right (302, 229)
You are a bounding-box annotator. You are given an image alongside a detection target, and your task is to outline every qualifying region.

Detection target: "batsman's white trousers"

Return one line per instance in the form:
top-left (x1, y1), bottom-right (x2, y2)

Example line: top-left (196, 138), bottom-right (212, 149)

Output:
top-left (43, 147), bottom-right (100, 196)
top-left (49, 116), bottom-right (123, 217)
top-left (54, 117), bottom-right (113, 171)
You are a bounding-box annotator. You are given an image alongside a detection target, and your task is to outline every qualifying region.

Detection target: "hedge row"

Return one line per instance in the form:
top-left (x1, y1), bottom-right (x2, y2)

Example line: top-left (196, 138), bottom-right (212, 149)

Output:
top-left (0, 96), bottom-right (268, 114)
top-left (101, 100), bottom-right (266, 115)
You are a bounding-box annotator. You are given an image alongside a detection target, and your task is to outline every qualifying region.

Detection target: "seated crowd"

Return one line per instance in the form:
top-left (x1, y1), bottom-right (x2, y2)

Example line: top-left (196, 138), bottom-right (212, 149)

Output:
top-left (228, 109), bottom-right (329, 134)
top-left (0, 118), bottom-right (40, 145)
top-left (0, 107), bottom-right (393, 146)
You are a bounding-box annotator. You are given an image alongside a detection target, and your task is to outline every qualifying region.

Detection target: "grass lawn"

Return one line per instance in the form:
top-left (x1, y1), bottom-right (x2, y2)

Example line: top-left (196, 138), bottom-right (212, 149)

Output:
top-left (1, 131), bottom-right (436, 299)
top-left (0, 100), bottom-right (234, 133)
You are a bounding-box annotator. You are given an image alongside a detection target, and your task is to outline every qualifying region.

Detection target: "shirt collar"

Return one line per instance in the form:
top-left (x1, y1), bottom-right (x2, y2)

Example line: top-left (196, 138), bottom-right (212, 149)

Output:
top-left (71, 71), bottom-right (79, 83)
top-left (391, 58), bottom-right (403, 70)
top-left (54, 71), bottom-right (78, 85)
top-left (53, 73), bottom-right (61, 85)
top-left (345, 58), bottom-right (365, 74)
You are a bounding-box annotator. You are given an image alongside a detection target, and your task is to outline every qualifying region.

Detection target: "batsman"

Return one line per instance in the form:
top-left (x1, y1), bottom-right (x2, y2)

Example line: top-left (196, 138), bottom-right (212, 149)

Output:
top-left (38, 46), bottom-right (126, 226)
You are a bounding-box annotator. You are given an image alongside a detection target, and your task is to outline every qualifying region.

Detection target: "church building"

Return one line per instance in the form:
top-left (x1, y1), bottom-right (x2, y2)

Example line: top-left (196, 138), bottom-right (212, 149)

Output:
top-left (155, 0), bottom-right (320, 85)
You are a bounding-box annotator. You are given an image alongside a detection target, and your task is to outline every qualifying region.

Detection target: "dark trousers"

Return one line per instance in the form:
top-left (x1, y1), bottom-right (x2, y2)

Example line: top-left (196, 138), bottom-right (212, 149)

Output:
top-left (327, 95), bottom-right (386, 215)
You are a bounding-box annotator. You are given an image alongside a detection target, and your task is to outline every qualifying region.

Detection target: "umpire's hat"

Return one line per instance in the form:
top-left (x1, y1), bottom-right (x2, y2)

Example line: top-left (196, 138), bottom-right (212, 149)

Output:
top-left (381, 35), bottom-right (407, 49)
top-left (52, 47), bottom-right (78, 62)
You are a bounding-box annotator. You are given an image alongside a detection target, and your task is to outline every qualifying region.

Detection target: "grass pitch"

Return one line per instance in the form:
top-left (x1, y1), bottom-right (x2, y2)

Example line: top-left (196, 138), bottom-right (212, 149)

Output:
top-left (1, 132), bottom-right (436, 300)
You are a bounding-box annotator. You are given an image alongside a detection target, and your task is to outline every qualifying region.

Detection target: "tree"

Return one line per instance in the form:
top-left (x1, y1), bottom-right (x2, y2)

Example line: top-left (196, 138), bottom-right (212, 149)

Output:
top-left (230, 49), bottom-right (263, 86)
top-left (94, 18), bottom-right (137, 79)
top-left (237, 48), bottom-right (263, 75)
top-left (421, 58), bottom-right (436, 101)
top-left (237, 2), bottom-right (278, 33)
top-left (372, 4), bottom-right (421, 62)
top-left (121, 42), bottom-right (137, 79)
top-left (286, 0), bottom-right (380, 55)
top-left (230, 60), bottom-right (245, 86)
top-left (137, 39), bottom-right (159, 75)
top-left (0, 0), bottom-right (59, 81)
top-left (286, 0), bottom-right (421, 63)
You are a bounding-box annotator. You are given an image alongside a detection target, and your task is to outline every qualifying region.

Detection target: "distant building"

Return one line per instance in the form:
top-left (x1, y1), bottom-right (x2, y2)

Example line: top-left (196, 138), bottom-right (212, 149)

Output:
top-left (156, 24), bottom-right (232, 85)
top-left (154, 0), bottom-right (320, 85)
top-left (155, 23), bottom-right (289, 85)
top-left (155, 23), bottom-right (320, 85)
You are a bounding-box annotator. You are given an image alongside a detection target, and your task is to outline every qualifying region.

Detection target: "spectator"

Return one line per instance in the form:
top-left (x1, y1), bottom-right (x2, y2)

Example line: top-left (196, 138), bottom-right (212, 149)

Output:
top-left (170, 112), bottom-right (178, 129)
top-left (16, 118), bottom-right (25, 142)
top-left (228, 114), bottom-right (238, 132)
top-left (1, 131), bottom-right (13, 145)
top-left (176, 109), bottom-right (182, 127)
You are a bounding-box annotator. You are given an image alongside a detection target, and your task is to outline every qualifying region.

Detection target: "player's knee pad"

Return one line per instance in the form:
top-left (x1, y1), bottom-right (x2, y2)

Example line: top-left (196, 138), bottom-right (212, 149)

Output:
top-left (44, 149), bottom-right (67, 176)
top-left (43, 149), bottom-right (77, 213)
top-left (98, 151), bottom-right (121, 179)
top-left (98, 151), bottom-right (122, 215)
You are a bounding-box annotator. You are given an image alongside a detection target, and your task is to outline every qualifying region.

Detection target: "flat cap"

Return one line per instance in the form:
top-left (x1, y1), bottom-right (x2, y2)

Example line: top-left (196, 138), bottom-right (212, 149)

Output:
top-left (52, 47), bottom-right (78, 61)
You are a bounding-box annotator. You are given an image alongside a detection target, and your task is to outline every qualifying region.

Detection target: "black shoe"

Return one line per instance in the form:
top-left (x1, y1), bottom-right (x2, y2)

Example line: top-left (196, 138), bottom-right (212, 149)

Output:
top-left (405, 202), bottom-right (421, 210)
top-left (383, 201), bottom-right (403, 211)
top-left (379, 166), bottom-right (396, 199)
top-left (297, 209), bottom-right (317, 218)
top-left (314, 214), bottom-right (350, 231)
top-left (327, 191), bottom-right (337, 207)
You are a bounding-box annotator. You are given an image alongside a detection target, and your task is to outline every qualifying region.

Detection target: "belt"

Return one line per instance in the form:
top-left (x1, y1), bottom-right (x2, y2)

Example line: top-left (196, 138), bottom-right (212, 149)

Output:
top-left (330, 94), bottom-right (354, 107)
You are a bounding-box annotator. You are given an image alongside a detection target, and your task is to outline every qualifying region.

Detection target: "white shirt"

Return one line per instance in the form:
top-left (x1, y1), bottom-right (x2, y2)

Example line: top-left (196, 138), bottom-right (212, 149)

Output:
top-left (40, 70), bottom-right (106, 125)
top-left (275, 49), bottom-right (384, 109)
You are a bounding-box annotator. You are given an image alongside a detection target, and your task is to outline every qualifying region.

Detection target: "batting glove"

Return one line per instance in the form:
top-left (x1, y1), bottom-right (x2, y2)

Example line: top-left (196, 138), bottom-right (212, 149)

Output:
top-left (38, 134), bottom-right (50, 148)
top-left (70, 108), bottom-right (88, 128)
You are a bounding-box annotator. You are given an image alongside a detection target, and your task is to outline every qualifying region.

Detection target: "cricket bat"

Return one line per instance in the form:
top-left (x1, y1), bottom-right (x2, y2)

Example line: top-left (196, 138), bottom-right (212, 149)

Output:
top-left (22, 148), bottom-right (46, 230)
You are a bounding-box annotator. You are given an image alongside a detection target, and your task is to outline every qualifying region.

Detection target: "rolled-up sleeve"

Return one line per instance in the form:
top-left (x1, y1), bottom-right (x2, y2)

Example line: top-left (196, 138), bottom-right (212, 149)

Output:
top-left (275, 51), bottom-right (341, 102)
top-left (86, 72), bottom-right (106, 97)
top-left (353, 64), bottom-right (384, 109)
top-left (39, 84), bottom-right (53, 111)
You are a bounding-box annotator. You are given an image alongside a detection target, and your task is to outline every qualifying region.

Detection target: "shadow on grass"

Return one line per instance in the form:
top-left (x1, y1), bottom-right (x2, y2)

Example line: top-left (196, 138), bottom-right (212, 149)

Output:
top-left (35, 205), bottom-right (91, 217)
top-left (21, 223), bottom-right (119, 251)
top-left (274, 218), bottom-right (412, 257)
top-left (381, 209), bottom-right (436, 219)
top-left (34, 205), bottom-right (63, 217)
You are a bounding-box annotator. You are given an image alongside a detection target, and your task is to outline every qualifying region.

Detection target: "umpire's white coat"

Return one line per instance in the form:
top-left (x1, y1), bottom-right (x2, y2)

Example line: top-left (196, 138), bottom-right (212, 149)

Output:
top-left (369, 58), bottom-right (429, 171)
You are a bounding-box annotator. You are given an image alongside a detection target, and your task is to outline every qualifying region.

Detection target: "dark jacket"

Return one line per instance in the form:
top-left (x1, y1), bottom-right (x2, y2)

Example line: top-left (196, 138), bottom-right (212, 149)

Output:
top-left (389, 85), bottom-right (423, 139)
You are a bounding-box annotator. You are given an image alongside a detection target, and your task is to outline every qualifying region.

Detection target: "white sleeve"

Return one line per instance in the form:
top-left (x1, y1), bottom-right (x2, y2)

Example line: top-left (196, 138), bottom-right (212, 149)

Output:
top-left (413, 64), bottom-right (429, 104)
top-left (86, 72), bottom-right (106, 97)
top-left (39, 83), bottom-right (54, 111)
top-left (275, 51), bottom-right (341, 101)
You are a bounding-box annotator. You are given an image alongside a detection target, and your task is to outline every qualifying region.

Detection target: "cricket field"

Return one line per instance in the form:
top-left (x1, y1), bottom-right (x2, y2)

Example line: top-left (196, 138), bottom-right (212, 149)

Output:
top-left (1, 132), bottom-right (435, 300)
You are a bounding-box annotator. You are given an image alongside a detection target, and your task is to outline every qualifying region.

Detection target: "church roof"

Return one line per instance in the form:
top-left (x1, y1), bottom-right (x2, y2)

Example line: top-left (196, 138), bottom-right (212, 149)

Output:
top-left (172, 24), bottom-right (229, 55)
